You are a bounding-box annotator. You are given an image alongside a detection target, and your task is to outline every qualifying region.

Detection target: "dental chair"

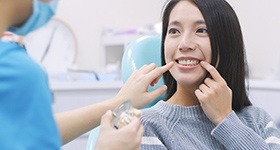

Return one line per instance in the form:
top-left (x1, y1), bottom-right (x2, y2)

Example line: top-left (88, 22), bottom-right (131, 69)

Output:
top-left (86, 35), bottom-right (164, 150)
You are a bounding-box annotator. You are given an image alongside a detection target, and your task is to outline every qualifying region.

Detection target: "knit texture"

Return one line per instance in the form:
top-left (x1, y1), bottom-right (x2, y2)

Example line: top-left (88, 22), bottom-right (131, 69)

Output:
top-left (141, 101), bottom-right (280, 150)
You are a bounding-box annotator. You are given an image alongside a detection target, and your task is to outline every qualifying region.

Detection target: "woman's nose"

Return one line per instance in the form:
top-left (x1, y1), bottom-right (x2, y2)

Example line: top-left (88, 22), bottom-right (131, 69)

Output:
top-left (178, 35), bottom-right (197, 51)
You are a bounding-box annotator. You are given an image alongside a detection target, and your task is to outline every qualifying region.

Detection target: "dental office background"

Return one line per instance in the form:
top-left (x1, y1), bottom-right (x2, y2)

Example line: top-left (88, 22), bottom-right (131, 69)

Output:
top-left (22, 0), bottom-right (280, 149)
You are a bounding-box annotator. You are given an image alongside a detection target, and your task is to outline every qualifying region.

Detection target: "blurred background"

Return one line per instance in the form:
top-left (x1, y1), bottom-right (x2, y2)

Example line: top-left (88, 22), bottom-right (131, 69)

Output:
top-left (21, 0), bottom-right (280, 149)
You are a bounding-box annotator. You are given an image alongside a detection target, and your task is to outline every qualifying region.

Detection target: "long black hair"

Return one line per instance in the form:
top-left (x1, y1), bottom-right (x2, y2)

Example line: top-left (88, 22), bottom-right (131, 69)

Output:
top-left (161, 0), bottom-right (252, 111)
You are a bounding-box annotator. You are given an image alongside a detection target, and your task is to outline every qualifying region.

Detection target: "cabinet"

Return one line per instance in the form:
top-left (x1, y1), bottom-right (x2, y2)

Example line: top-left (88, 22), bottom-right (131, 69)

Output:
top-left (102, 34), bottom-right (155, 74)
top-left (50, 80), bottom-right (122, 150)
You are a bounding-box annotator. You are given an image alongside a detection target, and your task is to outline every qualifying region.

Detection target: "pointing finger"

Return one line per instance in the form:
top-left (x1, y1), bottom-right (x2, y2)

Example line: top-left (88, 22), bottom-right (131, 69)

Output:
top-left (146, 62), bottom-right (174, 83)
top-left (200, 61), bottom-right (225, 83)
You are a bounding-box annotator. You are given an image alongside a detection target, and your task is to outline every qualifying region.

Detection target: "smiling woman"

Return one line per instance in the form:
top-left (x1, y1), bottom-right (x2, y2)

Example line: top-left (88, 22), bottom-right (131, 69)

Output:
top-left (140, 0), bottom-right (280, 149)
top-left (164, 1), bottom-right (211, 92)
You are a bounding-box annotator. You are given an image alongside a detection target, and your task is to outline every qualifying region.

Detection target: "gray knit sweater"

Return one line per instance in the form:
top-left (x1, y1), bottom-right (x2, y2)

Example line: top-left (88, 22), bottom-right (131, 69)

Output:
top-left (141, 101), bottom-right (280, 150)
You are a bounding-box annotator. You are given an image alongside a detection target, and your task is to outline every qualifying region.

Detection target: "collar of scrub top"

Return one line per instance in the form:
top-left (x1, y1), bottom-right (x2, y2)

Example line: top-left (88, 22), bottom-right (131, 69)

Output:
top-left (1, 32), bottom-right (25, 48)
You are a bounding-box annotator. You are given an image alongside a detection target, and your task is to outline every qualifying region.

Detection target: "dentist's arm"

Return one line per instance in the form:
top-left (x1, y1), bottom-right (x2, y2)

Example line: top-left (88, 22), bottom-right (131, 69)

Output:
top-left (55, 62), bottom-right (174, 145)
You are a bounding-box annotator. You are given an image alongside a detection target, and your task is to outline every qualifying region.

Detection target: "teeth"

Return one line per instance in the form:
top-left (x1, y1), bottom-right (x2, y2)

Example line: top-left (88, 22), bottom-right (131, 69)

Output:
top-left (178, 59), bottom-right (199, 66)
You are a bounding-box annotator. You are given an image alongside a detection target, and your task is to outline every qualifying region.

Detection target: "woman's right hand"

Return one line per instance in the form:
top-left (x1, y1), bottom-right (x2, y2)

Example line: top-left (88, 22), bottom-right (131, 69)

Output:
top-left (195, 61), bottom-right (232, 125)
top-left (95, 110), bottom-right (143, 150)
top-left (115, 62), bottom-right (174, 109)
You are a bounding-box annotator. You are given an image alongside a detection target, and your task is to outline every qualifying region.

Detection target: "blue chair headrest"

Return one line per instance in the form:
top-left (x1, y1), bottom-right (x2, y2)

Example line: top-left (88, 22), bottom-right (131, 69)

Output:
top-left (121, 35), bottom-right (164, 108)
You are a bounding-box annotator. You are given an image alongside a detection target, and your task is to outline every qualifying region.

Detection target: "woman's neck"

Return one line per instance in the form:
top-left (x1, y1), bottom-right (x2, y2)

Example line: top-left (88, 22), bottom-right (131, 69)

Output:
top-left (167, 85), bottom-right (200, 106)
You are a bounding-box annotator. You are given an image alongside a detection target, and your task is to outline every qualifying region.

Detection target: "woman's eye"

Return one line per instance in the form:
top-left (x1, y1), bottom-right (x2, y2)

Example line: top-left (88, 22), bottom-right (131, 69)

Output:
top-left (168, 28), bottom-right (180, 34)
top-left (197, 28), bottom-right (208, 34)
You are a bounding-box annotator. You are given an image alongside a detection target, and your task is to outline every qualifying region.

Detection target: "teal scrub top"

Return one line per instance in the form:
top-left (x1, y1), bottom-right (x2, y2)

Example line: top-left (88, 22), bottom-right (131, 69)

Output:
top-left (0, 40), bottom-right (61, 149)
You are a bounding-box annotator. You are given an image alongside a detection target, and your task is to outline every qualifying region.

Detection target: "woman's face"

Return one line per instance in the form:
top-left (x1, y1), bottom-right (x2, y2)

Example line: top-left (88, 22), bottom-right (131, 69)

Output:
top-left (164, 0), bottom-right (211, 87)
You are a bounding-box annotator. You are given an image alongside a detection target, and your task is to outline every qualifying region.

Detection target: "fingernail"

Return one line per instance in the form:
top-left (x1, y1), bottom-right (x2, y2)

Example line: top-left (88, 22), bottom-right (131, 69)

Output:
top-left (162, 85), bottom-right (167, 90)
top-left (106, 110), bottom-right (112, 116)
top-left (200, 61), bottom-right (205, 64)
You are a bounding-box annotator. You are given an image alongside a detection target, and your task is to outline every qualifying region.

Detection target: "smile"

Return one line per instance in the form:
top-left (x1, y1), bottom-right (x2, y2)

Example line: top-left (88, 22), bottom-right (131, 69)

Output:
top-left (176, 59), bottom-right (200, 66)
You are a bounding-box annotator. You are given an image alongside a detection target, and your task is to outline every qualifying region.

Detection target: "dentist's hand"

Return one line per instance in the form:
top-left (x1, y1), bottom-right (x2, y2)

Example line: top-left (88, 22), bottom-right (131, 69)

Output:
top-left (95, 110), bottom-right (143, 150)
top-left (115, 62), bottom-right (174, 109)
top-left (195, 61), bottom-right (232, 125)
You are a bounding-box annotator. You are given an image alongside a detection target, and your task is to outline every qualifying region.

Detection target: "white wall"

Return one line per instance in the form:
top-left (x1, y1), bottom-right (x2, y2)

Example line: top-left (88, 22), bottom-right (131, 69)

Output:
top-left (227, 0), bottom-right (280, 79)
top-left (56, 0), bottom-right (280, 79)
top-left (55, 0), bottom-right (164, 72)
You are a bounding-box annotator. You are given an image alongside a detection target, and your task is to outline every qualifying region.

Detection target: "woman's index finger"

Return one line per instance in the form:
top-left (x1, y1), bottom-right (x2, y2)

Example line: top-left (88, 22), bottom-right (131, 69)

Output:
top-left (200, 61), bottom-right (225, 83)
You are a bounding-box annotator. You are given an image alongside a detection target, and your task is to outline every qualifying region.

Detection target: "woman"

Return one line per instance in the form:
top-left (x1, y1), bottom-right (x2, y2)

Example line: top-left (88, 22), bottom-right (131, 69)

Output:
top-left (0, 0), bottom-right (173, 149)
top-left (140, 0), bottom-right (280, 149)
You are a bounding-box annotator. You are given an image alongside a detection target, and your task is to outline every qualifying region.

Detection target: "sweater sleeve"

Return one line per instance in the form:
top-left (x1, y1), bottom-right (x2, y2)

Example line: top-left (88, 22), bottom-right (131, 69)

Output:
top-left (211, 110), bottom-right (280, 150)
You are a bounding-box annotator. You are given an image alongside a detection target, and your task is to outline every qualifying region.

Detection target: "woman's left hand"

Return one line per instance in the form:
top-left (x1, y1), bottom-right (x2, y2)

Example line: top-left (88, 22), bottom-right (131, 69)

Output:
top-left (195, 61), bottom-right (232, 125)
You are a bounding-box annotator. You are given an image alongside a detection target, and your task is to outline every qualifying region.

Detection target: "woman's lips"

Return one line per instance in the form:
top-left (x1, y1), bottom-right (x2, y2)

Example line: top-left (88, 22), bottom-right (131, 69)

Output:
top-left (175, 58), bottom-right (201, 70)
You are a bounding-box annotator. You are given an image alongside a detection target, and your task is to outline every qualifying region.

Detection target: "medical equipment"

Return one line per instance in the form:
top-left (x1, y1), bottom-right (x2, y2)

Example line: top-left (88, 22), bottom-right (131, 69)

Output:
top-left (112, 100), bottom-right (142, 129)
top-left (23, 18), bottom-right (78, 77)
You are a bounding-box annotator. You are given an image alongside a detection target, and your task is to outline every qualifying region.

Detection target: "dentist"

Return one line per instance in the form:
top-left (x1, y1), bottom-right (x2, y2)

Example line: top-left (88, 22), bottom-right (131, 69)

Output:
top-left (0, 0), bottom-right (173, 149)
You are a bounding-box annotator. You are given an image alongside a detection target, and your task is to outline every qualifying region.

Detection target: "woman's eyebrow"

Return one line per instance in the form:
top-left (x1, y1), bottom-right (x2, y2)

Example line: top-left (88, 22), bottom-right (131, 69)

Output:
top-left (169, 20), bottom-right (181, 26)
top-left (169, 20), bottom-right (206, 26)
top-left (195, 20), bottom-right (206, 25)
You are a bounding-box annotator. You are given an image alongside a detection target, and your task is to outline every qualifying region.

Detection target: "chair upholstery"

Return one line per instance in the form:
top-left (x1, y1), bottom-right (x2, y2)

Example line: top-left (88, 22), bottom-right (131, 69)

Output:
top-left (86, 35), bottom-right (163, 150)
top-left (121, 35), bottom-right (164, 107)
top-left (86, 126), bottom-right (100, 150)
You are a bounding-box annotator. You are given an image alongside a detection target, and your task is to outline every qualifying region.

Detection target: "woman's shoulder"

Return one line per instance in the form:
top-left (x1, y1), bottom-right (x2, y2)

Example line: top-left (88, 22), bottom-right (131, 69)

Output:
top-left (141, 107), bottom-right (163, 122)
top-left (239, 105), bottom-right (271, 118)
top-left (141, 102), bottom-right (173, 127)
top-left (237, 105), bottom-right (274, 127)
